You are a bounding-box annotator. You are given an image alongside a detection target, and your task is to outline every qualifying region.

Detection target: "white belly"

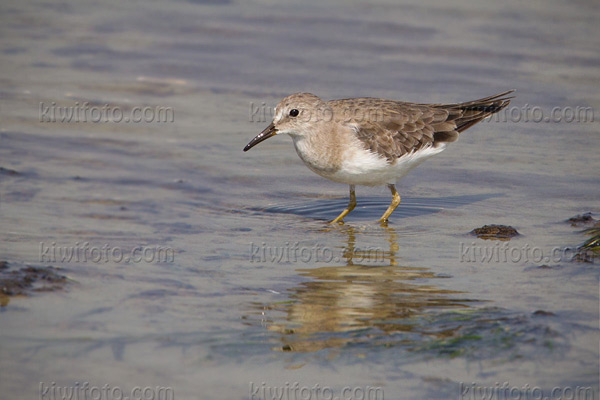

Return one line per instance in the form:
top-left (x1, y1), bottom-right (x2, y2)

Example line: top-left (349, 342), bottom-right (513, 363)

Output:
top-left (328, 144), bottom-right (446, 186)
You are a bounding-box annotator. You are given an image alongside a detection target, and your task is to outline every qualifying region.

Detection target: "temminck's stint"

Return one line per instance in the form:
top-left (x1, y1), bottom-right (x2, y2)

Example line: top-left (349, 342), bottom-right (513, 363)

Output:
top-left (244, 90), bottom-right (514, 224)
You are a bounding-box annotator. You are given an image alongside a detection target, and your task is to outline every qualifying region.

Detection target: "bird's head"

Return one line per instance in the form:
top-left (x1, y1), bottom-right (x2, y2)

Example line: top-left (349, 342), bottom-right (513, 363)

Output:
top-left (244, 93), bottom-right (330, 151)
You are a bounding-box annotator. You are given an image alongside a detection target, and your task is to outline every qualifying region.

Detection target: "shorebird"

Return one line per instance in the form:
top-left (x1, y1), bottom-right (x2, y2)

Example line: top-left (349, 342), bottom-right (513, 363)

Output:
top-left (244, 90), bottom-right (514, 224)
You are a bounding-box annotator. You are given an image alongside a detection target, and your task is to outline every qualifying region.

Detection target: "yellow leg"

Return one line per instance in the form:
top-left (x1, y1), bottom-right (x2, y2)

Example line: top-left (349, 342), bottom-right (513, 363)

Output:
top-left (378, 184), bottom-right (401, 224)
top-left (330, 185), bottom-right (356, 224)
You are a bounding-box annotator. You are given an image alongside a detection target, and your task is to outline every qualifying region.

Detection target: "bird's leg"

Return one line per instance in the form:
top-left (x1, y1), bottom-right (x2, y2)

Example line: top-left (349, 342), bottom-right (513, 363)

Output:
top-left (330, 185), bottom-right (356, 224)
top-left (378, 184), bottom-right (401, 224)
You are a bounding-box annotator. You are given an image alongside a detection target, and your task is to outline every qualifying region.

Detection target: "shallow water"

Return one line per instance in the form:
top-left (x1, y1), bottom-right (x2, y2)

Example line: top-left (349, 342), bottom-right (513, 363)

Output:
top-left (1, 0), bottom-right (599, 399)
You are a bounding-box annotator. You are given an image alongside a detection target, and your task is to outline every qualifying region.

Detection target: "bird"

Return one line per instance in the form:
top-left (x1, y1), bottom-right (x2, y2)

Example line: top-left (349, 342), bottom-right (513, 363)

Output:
top-left (244, 90), bottom-right (514, 224)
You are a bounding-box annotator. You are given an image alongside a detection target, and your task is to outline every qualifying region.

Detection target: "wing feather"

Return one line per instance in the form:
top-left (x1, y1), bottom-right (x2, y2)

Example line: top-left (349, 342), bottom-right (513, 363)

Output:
top-left (328, 90), bottom-right (513, 163)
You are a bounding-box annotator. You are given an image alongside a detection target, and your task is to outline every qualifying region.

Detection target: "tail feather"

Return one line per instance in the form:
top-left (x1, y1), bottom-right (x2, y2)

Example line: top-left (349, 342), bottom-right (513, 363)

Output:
top-left (448, 90), bottom-right (514, 132)
top-left (433, 90), bottom-right (514, 133)
top-left (428, 90), bottom-right (514, 145)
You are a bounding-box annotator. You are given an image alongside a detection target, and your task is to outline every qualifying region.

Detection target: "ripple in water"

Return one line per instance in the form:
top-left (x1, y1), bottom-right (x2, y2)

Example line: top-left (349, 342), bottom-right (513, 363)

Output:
top-left (251, 193), bottom-right (502, 221)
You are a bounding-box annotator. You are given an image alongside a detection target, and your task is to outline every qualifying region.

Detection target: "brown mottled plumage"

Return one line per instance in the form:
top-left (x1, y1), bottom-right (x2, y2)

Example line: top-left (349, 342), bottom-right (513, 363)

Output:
top-left (329, 90), bottom-right (513, 162)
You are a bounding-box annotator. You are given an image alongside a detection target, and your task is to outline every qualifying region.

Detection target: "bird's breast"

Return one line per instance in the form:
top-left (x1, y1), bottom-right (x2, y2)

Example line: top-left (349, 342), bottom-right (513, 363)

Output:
top-left (290, 134), bottom-right (341, 178)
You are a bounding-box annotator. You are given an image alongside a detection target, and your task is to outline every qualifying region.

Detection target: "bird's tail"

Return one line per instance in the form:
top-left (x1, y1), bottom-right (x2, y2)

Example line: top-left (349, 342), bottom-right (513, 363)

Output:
top-left (435, 90), bottom-right (515, 133)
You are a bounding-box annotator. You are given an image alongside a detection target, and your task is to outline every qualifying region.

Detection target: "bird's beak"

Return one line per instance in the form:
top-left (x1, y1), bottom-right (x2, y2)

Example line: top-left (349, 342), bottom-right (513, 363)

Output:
top-left (243, 122), bottom-right (278, 151)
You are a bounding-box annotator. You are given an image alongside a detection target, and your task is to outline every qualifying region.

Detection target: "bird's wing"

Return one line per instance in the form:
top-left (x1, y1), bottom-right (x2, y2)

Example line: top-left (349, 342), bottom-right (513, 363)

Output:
top-left (329, 91), bottom-right (513, 162)
top-left (329, 98), bottom-right (450, 162)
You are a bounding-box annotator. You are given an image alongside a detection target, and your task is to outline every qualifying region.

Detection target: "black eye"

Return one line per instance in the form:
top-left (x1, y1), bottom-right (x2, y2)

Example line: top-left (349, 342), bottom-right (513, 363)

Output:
top-left (289, 109), bottom-right (299, 117)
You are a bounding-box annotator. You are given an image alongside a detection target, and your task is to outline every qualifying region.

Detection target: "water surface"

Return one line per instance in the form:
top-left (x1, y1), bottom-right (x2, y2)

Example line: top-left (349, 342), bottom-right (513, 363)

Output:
top-left (1, 0), bottom-right (599, 398)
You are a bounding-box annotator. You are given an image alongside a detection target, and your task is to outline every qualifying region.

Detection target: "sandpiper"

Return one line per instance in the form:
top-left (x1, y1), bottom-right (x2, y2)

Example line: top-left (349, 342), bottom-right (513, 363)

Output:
top-left (244, 90), bottom-right (514, 224)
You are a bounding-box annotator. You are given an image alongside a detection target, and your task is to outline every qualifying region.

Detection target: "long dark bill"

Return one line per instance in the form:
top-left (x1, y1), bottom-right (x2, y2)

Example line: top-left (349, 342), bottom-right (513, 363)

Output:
top-left (243, 122), bottom-right (278, 151)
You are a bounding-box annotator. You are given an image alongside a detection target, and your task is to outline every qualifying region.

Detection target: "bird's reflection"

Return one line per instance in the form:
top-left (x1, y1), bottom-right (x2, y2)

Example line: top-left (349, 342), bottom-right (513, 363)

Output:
top-left (251, 226), bottom-right (478, 353)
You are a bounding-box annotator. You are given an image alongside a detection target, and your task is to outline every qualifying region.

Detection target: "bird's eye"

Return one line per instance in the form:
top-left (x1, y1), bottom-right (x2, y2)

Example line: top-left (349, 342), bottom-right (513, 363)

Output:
top-left (289, 109), bottom-right (299, 117)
